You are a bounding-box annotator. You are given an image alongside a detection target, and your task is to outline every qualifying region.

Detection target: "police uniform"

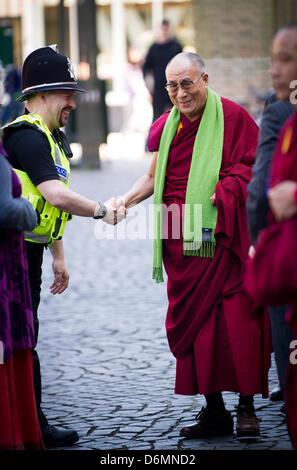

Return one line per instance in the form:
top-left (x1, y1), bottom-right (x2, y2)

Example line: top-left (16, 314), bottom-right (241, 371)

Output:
top-left (2, 46), bottom-right (84, 448)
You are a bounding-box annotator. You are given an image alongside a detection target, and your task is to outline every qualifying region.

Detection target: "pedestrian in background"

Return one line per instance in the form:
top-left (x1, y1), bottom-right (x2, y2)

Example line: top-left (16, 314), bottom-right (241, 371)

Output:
top-left (0, 75), bottom-right (44, 450)
top-left (116, 52), bottom-right (271, 439)
top-left (2, 45), bottom-right (126, 448)
top-left (143, 19), bottom-right (182, 123)
top-left (1, 64), bottom-right (23, 125)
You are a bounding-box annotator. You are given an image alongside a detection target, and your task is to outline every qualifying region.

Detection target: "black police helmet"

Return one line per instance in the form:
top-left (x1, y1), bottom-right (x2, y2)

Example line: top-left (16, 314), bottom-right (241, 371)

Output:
top-left (17, 45), bottom-right (85, 102)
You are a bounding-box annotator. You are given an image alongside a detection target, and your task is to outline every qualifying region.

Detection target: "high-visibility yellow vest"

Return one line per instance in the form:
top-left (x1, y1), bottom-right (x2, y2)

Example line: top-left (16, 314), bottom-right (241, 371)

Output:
top-left (3, 114), bottom-right (72, 245)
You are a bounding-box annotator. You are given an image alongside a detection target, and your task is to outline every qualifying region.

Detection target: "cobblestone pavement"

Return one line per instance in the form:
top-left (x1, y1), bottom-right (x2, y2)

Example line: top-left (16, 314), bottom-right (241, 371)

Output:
top-left (37, 160), bottom-right (293, 451)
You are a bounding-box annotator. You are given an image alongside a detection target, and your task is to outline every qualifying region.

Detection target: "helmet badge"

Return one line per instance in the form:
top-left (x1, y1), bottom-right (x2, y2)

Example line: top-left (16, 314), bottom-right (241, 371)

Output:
top-left (67, 58), bottom-right (76, 80)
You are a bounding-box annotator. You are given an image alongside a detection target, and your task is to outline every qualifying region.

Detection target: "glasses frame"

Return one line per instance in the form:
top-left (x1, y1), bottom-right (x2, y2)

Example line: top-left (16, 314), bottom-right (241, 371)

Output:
top-left (165, 72), bottom-right (205, 95)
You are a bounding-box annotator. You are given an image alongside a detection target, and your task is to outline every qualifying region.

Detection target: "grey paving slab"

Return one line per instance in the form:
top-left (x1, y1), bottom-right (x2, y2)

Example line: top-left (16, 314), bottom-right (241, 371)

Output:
top-left (35, 161), bottom-right (293, 451)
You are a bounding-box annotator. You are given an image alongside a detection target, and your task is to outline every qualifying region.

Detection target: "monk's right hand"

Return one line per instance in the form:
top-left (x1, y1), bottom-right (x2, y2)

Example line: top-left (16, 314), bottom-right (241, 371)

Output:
top-left (102, 197), bottom-right (127, 225)
top-left (115, 197), bottom-right (128, 224)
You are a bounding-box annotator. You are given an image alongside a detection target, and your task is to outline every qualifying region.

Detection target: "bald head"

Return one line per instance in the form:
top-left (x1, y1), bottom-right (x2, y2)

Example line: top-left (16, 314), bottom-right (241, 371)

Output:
top-left (166, 52), bottom-right (206, 76)
top-left (277, 22), bottom-right (297, 46)
top-left (165, 51), bottom-right (209, 121)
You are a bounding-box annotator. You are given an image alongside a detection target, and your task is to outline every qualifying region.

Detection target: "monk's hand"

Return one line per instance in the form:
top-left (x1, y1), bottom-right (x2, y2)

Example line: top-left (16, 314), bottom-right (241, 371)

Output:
top-left (268, 181), bottom-right (297, 221)
top-left (102, 197), bottom-right (127, 225)
top-left (248, 245), bottom-right (255, 259)
top-left (115, 197), bottom-right (128, 225)
top-left (209, 192), bottom-right (216, 205)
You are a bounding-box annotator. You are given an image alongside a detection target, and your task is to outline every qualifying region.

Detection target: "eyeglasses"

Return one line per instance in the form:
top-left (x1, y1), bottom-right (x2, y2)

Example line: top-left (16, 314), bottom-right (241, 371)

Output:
top-left (165, 72), bottom-right (205, 94)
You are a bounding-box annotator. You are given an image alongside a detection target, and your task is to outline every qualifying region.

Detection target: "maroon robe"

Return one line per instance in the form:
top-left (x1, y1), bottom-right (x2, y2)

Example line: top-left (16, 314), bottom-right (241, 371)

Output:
top-left (268, 112), bottom-right (297, 449)
top-left (148, 97), bottom-right (271, 397)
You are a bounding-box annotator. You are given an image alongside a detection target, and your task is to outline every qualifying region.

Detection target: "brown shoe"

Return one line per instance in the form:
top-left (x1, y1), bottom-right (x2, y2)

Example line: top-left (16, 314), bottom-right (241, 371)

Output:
top-left (180, 406), bottom-right (234, 438)
top-left (236, 404), bottom-right (260, 438)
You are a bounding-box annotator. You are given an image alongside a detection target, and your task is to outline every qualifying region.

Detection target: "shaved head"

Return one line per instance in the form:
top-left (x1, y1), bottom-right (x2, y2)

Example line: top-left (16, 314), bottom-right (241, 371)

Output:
top-left (166, 52), bottom-right (206, 76)
top-left (165, 51), bottom-right (209, 121)
top-left (278, 22), bottom-right (297, 47)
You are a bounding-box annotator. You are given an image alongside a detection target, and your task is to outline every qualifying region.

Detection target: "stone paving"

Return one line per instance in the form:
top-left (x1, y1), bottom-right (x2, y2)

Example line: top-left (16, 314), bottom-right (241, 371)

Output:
top-left (37, 160), bottom-right (293, 451)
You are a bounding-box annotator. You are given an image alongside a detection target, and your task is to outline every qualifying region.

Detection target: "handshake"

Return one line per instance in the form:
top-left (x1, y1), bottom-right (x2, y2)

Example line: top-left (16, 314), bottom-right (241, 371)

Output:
top-left (100, 197), bottom-right (128, 225)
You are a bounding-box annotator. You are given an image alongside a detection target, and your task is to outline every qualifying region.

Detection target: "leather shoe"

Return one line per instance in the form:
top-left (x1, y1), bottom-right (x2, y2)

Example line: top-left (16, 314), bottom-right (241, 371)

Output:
top-left (42, 424), bottom-right (79, 448)
top-left (270, 385), bottom-right (283, 401)
top-left (236, 404), bottom-right (260, 438)
top-left (180, 406), bottom-right (234, 438)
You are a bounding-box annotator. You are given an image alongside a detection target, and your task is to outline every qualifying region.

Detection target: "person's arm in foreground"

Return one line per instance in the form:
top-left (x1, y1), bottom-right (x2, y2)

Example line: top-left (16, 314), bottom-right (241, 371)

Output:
top-left (0, 154), bottom-right (37, 231)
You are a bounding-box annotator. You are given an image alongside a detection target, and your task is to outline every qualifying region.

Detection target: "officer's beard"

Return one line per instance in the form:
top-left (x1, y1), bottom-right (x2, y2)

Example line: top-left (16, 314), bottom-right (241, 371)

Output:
top-left (59, 108), bottom-right (71, 128)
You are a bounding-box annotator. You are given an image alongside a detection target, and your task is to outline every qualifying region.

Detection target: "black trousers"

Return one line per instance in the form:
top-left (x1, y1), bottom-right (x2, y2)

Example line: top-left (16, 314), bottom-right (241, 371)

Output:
top-left (268, 304), bottom-right (294, 394)
top-left (25, 241), bottom-right (48, 428)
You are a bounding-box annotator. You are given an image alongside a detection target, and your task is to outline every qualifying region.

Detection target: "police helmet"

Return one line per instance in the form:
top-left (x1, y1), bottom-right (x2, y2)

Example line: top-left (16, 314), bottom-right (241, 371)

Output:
top-left (17, 45), bottom-right (85, 102)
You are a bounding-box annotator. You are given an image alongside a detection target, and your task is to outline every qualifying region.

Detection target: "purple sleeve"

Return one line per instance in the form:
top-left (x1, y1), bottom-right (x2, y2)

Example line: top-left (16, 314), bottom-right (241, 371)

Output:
top-left (0, 153), bottom-right (37, 231)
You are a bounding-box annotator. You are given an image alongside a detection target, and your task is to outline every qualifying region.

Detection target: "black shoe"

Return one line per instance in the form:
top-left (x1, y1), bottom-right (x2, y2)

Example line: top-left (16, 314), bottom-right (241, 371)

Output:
top-left (236, 404), bottom-right (260, 438)
top-left (42, 424), bottom-right (79, 448)
top-left (180, 406), bottom-right (234, 438)
top-left (270, 385), bottom-right (283, 401)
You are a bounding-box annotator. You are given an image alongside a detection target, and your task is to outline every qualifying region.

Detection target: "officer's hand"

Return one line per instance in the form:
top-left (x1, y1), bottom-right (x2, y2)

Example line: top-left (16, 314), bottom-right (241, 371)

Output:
top-left (51, 258), bottom-right (69, 294)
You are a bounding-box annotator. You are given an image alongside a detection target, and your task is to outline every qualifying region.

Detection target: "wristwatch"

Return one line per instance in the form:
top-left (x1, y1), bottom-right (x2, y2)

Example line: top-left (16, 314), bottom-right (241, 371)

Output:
top-left (93, 202), bottom-right (107, 219)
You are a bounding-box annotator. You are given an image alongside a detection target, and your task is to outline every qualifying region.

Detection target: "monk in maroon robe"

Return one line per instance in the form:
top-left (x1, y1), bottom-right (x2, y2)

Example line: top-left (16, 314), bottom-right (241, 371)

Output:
top-left (265, 112), bottom-right (297, 450)
top-left (246, 23), bottom-right (297, 449)
top-left (119, 52), bottom-right (271, 439)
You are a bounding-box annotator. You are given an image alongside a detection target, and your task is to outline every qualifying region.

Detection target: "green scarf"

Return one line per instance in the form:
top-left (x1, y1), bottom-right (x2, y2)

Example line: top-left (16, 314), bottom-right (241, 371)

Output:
top-left (152, 88), bottom-right (224, 283)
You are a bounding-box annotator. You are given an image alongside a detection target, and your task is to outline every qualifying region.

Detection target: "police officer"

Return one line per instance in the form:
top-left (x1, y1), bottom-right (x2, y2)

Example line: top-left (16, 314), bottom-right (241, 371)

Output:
top-left (2, 46), bottom-right (126, 448)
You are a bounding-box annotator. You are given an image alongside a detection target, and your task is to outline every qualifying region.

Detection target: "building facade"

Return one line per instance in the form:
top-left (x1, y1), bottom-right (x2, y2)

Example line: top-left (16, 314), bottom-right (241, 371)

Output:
top-left (193, 0), bottom-right (297, 108)
top-left (1, 0), bottom-right (296, 104)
